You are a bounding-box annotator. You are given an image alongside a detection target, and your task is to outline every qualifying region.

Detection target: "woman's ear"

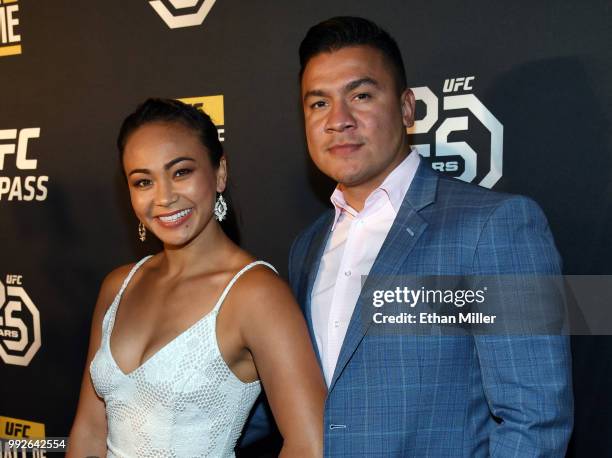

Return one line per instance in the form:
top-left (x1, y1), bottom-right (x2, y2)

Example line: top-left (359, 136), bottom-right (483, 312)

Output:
top-left (216, 156), bottom-right (227, 193)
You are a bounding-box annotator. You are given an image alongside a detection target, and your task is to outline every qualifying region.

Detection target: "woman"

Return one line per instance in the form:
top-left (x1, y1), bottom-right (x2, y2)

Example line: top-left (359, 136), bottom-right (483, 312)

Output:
top-left (68, 98), bottom-right (326, 457)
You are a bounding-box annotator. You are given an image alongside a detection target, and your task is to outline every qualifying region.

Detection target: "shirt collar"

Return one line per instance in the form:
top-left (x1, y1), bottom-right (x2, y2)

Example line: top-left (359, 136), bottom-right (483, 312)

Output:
top-left (329, 148), bottom-right (421, 231)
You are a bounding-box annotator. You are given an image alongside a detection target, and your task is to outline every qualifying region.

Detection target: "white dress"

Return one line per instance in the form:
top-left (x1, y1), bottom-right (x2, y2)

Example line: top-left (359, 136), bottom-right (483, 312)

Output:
top-left (90, 256), bottom-right (276, 457)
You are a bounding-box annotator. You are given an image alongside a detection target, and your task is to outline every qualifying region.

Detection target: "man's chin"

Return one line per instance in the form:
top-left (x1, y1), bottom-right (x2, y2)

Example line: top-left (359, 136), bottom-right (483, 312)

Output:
top-left (336, 174), bottom-right (370, 190)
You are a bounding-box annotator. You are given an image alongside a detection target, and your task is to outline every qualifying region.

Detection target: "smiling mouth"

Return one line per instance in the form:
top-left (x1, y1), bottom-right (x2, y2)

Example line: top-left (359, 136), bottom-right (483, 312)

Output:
top-left (155, 208), bottom-right (193, 227)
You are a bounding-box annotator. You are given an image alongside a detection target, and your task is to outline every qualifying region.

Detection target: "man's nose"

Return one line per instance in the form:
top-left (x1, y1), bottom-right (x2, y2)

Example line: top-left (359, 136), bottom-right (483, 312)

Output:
top-left (324, 101), bottom-right (356, 132)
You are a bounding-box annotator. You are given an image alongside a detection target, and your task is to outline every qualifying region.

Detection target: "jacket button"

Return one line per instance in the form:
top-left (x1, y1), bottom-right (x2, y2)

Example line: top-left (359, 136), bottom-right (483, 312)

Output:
top-left (329, 424), bottom-right (347, 430)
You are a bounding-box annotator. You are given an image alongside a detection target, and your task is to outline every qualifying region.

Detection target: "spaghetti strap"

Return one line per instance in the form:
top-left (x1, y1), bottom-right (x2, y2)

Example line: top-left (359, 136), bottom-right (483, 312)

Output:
top-left (212, 261), bottom-right (278, 314)
top-left (115, 255), bottom-right (153, 302)
top-left (106, 255), bottom-right (153, 331)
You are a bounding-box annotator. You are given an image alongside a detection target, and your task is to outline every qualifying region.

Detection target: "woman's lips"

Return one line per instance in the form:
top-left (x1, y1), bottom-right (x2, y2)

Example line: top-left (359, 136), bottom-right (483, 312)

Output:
top-left (155, 208), bottom-right (193, 227)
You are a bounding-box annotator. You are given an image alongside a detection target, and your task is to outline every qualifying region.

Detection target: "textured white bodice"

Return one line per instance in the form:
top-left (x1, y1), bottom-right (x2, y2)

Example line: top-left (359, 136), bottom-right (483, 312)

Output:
top-left (90, 256), bottom-right (276, 458)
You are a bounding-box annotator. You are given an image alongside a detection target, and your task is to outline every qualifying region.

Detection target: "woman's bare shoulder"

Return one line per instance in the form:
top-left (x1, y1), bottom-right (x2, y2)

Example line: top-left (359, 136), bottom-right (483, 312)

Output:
top-left (100, 254), bottom-right (159, 297)
top-left (229, 263), bottom-right (298, 314)
top-left (94, 257), bottom-right (154, 316)
top-left (86, 262), bottom-right (138, 340)
top-left (100, 264), bottom-right (134, 295)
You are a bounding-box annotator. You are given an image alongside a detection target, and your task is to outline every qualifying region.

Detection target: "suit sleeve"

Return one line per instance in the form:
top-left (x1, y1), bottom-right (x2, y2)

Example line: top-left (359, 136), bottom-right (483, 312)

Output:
top-left (288, 233), bottom-right (300, 292)
top-left (472, 196), bottom-right (573, 457)
top-left (237, 397), bottom-right (275, 448)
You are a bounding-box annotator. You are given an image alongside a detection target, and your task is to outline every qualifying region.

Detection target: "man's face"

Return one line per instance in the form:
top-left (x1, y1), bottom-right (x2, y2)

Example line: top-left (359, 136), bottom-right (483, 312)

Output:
top-left (301, 45), bottom-right (415, 196)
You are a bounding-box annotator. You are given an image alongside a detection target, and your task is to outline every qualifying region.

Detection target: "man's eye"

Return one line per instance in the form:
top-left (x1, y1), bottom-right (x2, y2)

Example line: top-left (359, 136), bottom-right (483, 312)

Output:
top-left (354, 93), bottom-right (371, 101)
top-left (310, 100), bottom-right (327, 109)
top-left (174, 168), bottom-right (193, 178)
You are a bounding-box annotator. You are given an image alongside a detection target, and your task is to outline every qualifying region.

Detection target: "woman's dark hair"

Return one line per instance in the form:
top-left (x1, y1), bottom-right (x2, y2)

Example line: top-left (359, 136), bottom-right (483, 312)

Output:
top-left (299, 16), bottom-right (407, 94)
top-left (117, 98), bottom-right (223, 168)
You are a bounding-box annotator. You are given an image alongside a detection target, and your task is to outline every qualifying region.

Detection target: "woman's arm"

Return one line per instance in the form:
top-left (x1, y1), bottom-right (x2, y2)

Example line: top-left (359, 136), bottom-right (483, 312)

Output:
top-left (66, 265), bottom-right (132, 458)
top-left (233, 268), bottom-right (326, 457)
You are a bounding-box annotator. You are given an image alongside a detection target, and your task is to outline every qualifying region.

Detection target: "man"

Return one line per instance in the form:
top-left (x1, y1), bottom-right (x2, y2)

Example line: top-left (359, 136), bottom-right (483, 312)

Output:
top-left (289, 16), bottom-right (573, 457)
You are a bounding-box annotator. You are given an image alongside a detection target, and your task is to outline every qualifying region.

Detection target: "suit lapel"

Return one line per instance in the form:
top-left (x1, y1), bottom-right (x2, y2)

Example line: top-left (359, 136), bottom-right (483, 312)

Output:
top-left (300, 212), bottom-right (334, 367)
top-left (328, 162), bottom-right (439, 391)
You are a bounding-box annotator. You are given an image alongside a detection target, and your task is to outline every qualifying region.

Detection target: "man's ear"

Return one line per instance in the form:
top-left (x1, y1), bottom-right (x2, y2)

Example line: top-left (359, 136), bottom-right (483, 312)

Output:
top-left (400, 88), bottom-right (416, 129)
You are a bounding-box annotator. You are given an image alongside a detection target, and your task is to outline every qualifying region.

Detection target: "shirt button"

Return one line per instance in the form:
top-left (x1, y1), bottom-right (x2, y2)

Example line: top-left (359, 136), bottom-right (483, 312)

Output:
top-left (344, 270), bottom-right (351, 277)
top-left (334, 320), bottom-right (340, 328)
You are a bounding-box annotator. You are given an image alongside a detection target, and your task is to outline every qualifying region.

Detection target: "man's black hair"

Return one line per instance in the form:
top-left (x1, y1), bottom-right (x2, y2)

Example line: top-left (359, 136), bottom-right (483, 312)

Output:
top-left (299, 16), bottom-right (407, 93)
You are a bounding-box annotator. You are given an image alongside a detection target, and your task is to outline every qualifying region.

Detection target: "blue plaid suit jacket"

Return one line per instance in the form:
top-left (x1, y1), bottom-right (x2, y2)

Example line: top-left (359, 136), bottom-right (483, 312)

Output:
top-left (288, 162), bottom-right (573, 457)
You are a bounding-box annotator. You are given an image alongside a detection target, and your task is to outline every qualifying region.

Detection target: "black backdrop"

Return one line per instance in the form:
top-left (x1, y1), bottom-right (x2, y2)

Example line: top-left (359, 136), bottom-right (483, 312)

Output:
top-left (0, 1), bottom-right (610, 456)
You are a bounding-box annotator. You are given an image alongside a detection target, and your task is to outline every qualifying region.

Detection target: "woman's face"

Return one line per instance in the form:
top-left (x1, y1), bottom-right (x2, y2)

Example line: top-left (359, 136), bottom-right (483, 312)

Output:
top-left (122, 121), bottom-right (226, 247)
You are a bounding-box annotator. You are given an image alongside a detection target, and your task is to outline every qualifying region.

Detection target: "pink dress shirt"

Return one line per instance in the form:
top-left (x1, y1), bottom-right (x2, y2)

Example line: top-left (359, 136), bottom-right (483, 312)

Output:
top-left (311, 150), bottom-right (421, 385)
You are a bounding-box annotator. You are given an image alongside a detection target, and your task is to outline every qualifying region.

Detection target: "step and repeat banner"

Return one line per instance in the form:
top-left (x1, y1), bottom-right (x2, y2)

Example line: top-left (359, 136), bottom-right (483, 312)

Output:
top-left (0, 0), bottom-right (610, 456)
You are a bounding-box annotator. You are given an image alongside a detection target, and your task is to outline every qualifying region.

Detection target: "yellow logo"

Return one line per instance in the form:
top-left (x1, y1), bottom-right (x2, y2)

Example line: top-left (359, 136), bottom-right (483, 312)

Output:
top-left (0, 416), bottom-right (45, 440)
top-left (178, 95), bottom-right (225, 142)
top-left (0, 0), bottom-right (22, 57)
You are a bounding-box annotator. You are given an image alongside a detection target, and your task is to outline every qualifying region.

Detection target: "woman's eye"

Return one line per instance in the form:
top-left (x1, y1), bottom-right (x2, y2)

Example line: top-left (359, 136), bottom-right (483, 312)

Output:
top-left (174, 168), bottom-right (193, 178)
top-left (133, 179), bottom-right (152, 188)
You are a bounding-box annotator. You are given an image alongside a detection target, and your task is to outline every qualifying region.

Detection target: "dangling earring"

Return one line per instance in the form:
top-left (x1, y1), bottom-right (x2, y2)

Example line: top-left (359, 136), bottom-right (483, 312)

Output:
top-left (214, 194), bottom-right (227, 221)
top-left (138, 222), bottom-right (146, 242)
